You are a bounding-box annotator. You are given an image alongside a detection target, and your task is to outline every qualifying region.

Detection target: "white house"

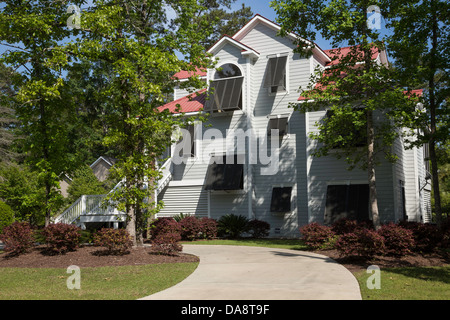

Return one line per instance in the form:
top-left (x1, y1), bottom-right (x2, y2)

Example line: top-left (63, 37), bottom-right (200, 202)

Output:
top-left (56, 14), bottom-right (431, 236)
top-left (156, 14), bottom-right (432, 237)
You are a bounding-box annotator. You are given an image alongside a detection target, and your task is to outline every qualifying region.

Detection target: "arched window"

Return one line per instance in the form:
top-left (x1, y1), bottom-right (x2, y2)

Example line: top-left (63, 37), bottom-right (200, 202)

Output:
top-left (205, 63), bottom-right (243, 112)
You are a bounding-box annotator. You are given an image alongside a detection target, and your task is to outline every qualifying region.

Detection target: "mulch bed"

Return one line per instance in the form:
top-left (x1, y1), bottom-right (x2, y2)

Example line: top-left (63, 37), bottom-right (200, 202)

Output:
top-left (1, 244), bottom-right (449, 274)
top-left (315, 249), bottom-right (450, 274)
top-left (0, 245), bottom-right (199, 268)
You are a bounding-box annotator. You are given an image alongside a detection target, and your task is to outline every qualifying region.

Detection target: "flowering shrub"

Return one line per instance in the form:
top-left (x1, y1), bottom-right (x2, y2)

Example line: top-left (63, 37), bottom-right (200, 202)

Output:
top-left (151, 232), bottom-right (182, 256)
top-left (248, 219), bottom-right (270, 238)
top-left (335, 229), bottom-right (385, 257)
top-left (377, 223), bottom-right (415, 256)
top-left (93, 228), bottom-right (133, 255)
top-left (299, 222), bottom-right (335, 249)
top-left (179, 216), bottom-right (202, 241)
top-left (199, 217), bottom-right (218, 240)
top-left (0, 221), bottom-right (35, 255)
top-left (41, 223), bottom-right (82, 254)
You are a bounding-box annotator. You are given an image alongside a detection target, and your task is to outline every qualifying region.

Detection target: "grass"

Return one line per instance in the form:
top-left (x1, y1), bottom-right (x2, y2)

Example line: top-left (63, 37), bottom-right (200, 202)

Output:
top-left (355, 266), bottom-right (450, 300)
top-left (0, 262), bottom-right (198, 300)
top-left (2, 238), bottom-right (449, 300)
top-left (181, 238), bottom-right (308, 250)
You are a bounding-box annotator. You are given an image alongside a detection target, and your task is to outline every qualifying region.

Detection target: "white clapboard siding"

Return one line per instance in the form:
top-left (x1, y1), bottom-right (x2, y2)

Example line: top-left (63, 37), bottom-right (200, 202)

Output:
top-left (157, 185), bottom-right (208, 218)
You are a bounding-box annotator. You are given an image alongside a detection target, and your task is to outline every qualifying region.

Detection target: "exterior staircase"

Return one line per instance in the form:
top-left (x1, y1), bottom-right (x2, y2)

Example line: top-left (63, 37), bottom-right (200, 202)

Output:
top-left (54, 158), bottom-right (173, 229)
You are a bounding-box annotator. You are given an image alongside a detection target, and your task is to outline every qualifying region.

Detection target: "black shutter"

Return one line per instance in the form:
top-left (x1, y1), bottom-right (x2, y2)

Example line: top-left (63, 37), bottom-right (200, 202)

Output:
top-left (268, 117), bottom-right (288, 136)
top-left (205, 77), bottom-right (243, 112)
top-left (204, 155), bottom-right (244, 190)
top-left (264, 56), bottom-right (287, 89)
top-left (270, 187), bottom-right (292, 212)
top-left (324, 184), bottom-right (369, 224)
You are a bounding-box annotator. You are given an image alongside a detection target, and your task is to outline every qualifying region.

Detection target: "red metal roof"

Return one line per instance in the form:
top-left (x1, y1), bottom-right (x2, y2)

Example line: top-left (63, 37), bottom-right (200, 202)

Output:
top-left (158, 89), bottom-right (206, 114)
top-left (173, 67), bottom-right (207, 80)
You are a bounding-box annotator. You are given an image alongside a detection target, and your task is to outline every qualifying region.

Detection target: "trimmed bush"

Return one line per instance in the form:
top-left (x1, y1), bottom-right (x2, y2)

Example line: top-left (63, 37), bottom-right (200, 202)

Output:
top-left (335, 228), bottom-right (385, 257)
top-left (179, 216), bottom-right (202, 241)
top-left (248, 219), bottom-right (270, 238)
top-left (217, 214), bottom-right (249, 238)
top-left (199, 217), bottom-right (218, 240)
top-left (331, 218), bottom-right (374, 235)
top-left (93, 228), bottom-right (133, 255)
top-left (149, 217), bottom-right (182, 240)
top-left (0, 221), bottom-right (35, 255)
top-left (377, 223), bottom-right (415, 256)
top-left (41, 223), bottom-right (82, 254)
top-left (0, 200), bottom-right (14, 234)
top-left (398, 221), bottom-right (442, 253)
top-left (299, 222), bottom-right (335, 249)
top-left (151, 232), bottom-right (182, 256)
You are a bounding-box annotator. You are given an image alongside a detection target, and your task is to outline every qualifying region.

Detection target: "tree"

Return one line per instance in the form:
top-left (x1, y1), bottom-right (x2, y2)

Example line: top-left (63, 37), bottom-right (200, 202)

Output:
top-left (65, 0), bottom-right (213, 246)
top-left (67, 165), bottom-right (107, 204)
top-left (382, 0), bottom-right (449, 227)
top-left (193, 0), bottom-right (254, 49)
top-left (0, 63), bottom-right (21, 163)
top-left (271, 0), bottom-right (418, 229)
top-left (0, 1), bottom-right (86, 226)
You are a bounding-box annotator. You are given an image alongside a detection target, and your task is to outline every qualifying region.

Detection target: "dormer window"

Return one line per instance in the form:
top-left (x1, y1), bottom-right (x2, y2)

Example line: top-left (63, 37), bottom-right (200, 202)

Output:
top-left (264, 54), bottom-right (288, 93)
top-left (205, 63), bottom-right (243, 113)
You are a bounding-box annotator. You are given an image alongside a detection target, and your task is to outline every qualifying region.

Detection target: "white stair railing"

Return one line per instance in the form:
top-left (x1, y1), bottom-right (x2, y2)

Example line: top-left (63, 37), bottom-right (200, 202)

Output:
top-left (156, 158), bottom-right (173, 194)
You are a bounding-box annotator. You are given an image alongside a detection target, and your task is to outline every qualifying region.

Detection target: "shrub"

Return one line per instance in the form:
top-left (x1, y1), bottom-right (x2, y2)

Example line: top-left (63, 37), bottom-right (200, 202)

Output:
top-left (179, 216), bottom-right (202, 241)
top-left (151, 232), bottom-right (182, 256)
top-left (299, 222), bottom-right (335, 249)
top-left (398, 221), bottom-right (442, 253)
top-left (331, 218), bottom-right (374, 235)
top-left (0, 221), bottom-right (35, 255)
top-left (199, 217), bottom-right (218, 240)
top-left (41, 223), bottom-right (82, 254)
top-left (93, 228), bottom-right (133, 255)
top-left (248, 219), bottom-right (270, 238)
top-left (217, 214), bottom-right (249, 238)
top-left (377, 223), bottom-right (415, 256)
top-left (0, 200), bottom-right (14, 234)
top-left (335, 229), bottom-right (385, 257)
top-left (149, 217), bottom-right (182, 240)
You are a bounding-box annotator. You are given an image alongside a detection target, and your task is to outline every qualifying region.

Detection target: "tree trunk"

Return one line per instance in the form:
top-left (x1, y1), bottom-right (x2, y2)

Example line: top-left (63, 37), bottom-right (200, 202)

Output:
top-left (367, 109), bottom-right (381, 229)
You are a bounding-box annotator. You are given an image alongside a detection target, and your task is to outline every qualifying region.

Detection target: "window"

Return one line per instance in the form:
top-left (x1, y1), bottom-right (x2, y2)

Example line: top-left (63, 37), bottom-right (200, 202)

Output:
top-left (270, 187), bottom-right (292, 213)
top-left (205, 63), bottom-right (243, 113)
top-left (264, 55), bottom-right (288, 93)
top-left (268, 116), bottom-right (289, 136)
top-left (204, 154), bottom-right (244, 191)
top-left (325, 108), bottom-right (367, 149)
top-left (324, 184), bottom-right (369, 224)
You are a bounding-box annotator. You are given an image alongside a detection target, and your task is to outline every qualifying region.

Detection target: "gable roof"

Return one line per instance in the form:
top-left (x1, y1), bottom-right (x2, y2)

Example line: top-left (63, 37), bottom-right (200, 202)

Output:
top-left (232, 14), bottom-right (331, 64)
top-left (207, 35), bottom-right (260, 59)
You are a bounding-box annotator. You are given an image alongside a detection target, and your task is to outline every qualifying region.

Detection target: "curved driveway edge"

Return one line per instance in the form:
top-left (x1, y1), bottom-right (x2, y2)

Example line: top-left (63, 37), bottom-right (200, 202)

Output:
top-left (140, 245), bottom-right (362, 300)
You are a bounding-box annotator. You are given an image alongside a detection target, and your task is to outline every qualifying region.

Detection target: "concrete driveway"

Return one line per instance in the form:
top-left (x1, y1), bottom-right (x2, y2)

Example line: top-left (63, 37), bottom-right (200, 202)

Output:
top-left (141, 245), bottom-right (362, 300)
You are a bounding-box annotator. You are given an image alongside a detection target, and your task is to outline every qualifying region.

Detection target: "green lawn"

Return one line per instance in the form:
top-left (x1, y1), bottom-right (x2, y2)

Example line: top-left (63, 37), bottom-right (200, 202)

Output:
top-left (356, 266), bottom-right (450, 300)
top-left (0, 263), bottom-right (198, 300)
top-left (1, 239), bottom-right (449, 300)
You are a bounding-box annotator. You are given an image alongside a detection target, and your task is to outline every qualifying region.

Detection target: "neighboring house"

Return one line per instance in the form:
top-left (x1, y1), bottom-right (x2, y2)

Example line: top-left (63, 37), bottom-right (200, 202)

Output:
top-left (156, 14), bottom-right (432, 237)
top-left (59, 156), bottom-right (116, 197)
